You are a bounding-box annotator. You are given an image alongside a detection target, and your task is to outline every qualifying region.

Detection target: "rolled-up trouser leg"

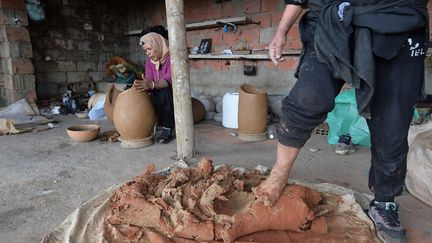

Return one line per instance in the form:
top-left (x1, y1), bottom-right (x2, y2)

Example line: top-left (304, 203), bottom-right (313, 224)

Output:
top-left (368, 31), bottom-right (425, 198)
top-left (278, 44), bottom-right (344, 148)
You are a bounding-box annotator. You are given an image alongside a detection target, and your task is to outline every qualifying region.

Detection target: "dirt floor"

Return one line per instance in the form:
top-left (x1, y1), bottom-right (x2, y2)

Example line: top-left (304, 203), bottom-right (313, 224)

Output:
top-left (0, 115), bottom-right (431, 243)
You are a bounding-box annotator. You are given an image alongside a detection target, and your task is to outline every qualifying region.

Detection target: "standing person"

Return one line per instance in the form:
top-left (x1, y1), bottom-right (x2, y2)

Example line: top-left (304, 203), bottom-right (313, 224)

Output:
top-left (134, 32), bottom-right (175, 144)
top-left (253, 1), bottom-right (428, 242)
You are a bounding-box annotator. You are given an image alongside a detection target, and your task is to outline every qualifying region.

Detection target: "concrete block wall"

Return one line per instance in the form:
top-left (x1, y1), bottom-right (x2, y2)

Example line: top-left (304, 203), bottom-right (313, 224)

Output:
top-left (126, 1), bottom-right (148, 66)
top-left (29, 0), bottom-right (129, 100)
top-left (0, 0), bottom-right (37, 107)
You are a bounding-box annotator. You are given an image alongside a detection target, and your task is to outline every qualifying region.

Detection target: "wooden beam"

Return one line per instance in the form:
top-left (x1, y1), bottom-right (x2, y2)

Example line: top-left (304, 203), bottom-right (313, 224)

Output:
top-left (185, 16), bottom-right (248, 30)
top-left (123, 29), bottom-right (142, 36)
top-left (166, 0), bottom-right (195, 159)
top-left (124, 16), bottom-right (256, 36)
top-left (188, 50), bottom-right (302, 60)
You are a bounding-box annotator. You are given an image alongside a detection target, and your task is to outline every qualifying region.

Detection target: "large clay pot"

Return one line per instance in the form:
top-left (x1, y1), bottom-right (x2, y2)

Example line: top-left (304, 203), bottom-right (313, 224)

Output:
top-left (113, 88), bottom-right (156, 143)
top-left (197, 95), bottom-right (216, 112)
top-left (192, 98), bottom-right (206, 124)
top-left (104, 84), bottom-right (121, 123)
top-left (238, 84), bottom-right (268, 141)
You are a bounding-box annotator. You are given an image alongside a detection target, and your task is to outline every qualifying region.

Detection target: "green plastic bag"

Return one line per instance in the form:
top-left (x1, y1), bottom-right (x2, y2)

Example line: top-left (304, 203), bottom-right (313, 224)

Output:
top-left (326, 89), bottom-right (371, 147)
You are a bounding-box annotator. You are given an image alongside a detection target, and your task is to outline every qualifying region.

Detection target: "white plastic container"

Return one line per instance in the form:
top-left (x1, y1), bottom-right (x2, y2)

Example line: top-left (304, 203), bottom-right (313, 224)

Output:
top-left (222, 92), bottom-right (239, 129)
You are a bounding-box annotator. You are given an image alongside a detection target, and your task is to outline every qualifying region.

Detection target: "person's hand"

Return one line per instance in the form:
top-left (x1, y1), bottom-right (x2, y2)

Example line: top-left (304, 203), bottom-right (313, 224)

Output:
top-left (269, 32), bottom-right (287, 66)
top-left (133, 79), bottom-right (153, 91)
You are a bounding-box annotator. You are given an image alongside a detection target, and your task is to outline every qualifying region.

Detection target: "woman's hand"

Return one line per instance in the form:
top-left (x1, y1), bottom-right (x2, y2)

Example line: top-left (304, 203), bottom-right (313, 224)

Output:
top-left (133, 79), bottom-right (153, 91)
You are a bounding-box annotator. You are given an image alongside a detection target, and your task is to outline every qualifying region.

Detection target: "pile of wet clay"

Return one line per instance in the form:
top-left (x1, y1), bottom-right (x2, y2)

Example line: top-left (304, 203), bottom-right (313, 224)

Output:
top-left (104, 158), bottom-right (376, 243)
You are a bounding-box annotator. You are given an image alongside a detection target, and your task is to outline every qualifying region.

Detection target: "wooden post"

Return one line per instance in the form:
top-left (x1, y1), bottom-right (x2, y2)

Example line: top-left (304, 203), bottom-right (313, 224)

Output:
top-left (165, 0), bottom-right (195, 159)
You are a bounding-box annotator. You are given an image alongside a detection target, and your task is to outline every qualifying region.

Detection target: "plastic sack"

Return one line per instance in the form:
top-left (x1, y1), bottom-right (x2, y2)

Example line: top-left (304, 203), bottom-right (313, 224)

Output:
top-left (26, 0), bottom-right (45, 21)
top-left (326, 89), bottom-right (371, 146)
top-left (405, 122), bottom-right (432, 207)
top-left (88, 99), bottom-right (106, 121)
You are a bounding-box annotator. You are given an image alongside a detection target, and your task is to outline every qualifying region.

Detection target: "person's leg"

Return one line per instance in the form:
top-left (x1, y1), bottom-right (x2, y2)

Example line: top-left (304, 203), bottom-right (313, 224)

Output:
top-left (156, 87), bottom-right (175, 128)
top-left (254, 43), bottom-right (344, 206)
top-left (367, 30), bottom-right (425, 242)
top-left (150, 87), bottom-right (175, 143)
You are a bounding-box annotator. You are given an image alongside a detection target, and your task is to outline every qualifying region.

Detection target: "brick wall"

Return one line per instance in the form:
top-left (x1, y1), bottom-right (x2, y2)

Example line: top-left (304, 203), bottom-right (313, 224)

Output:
top-left (29, 0), bottom-right (129, 100)
top-left (130, 0), bottom-right (432, 97)
top-left (184, 0), bottom-right (301, 53)
top-left (129, 0), bottom-right (304, 97)
top-left (0, 0), bottom-right (36, 107)
top-left (12, 0), bottom-right (432, 103)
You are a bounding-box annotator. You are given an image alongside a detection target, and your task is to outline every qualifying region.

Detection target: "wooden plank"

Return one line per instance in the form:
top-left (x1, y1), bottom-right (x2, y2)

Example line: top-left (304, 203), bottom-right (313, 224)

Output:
top-left (185, 16), bottom-right (248, 30)
top-left (124, 17), bottom-right (253, 36)
top-left (123, 29), bottom-right (142, 36)
top-left (166, 0), bottom-right (195, 159)
top-left (188, 50), bottom-right (302, 60)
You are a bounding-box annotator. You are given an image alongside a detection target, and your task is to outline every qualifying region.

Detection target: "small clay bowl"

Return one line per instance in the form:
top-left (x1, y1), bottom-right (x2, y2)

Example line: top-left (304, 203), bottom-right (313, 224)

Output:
top-left (75, 112), bottom-right (89, 119)
top-left (66, 124), bottom-right (100, 142)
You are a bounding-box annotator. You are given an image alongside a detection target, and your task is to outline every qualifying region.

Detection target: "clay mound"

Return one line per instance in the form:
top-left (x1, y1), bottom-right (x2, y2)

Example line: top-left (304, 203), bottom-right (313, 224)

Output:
top-left (104, 159), bottom-right (377, 243)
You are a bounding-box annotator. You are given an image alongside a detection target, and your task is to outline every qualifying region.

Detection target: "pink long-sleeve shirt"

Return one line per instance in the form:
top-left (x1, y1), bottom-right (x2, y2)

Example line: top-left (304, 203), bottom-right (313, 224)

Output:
top-left (144, 55), bottom-right (172, 85)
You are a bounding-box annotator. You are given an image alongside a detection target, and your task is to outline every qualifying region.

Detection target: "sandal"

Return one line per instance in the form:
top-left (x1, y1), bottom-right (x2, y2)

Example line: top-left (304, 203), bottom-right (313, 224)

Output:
top-left (157, 128), bottom-right (173, 144)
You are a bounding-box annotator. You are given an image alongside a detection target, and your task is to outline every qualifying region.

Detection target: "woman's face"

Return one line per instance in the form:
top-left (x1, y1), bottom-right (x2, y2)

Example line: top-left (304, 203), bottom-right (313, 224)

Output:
top-left (143, 43), bottom-right (158, 61)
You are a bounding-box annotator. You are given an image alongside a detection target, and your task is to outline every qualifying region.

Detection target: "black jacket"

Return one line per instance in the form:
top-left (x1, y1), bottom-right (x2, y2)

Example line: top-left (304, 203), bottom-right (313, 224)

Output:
top-left (283, 0), bottom-right (428, 117)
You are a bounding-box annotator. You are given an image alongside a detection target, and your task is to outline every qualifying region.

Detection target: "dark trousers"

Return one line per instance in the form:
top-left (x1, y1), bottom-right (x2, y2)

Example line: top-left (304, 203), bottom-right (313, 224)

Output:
top-left (150, 87), bottom-right (175, 129)
top-left (278, 27), bottom-right (425, 198)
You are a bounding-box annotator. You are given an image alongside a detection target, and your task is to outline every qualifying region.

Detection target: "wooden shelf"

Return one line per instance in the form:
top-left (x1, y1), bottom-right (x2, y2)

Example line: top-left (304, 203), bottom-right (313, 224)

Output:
top-left (188, 50), bottom-right (302, 60)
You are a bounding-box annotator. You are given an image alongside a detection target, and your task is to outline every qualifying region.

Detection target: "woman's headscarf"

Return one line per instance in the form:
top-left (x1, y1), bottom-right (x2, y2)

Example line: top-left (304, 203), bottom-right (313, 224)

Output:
top-left (139, 32), bottom-right (170, 70)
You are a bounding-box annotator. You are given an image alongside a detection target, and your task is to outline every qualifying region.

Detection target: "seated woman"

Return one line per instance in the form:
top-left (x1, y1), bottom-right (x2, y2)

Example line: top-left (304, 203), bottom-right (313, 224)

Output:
top-left (133, 32), bottom-right (174, 144)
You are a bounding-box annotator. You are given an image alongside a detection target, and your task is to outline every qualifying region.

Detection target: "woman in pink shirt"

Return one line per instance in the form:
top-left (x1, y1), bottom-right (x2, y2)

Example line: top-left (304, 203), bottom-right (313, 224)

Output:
top-left (134, 33), bottom-right (174, 144)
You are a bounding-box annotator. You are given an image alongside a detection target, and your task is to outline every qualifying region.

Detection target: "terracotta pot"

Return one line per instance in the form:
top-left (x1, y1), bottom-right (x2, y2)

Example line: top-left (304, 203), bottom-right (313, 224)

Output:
top-left (66, 124), bottom-right (100, 142)
top-left (238, 84), bottom-right (268, 134)
top-left (197, 95), bottom-right (216, 112)
top-left (192, 98), bottom-right (206, 124)
top-left (104, 84), bottom-right (121, 123)
top-left (113, 88), bottom-right (156, 141)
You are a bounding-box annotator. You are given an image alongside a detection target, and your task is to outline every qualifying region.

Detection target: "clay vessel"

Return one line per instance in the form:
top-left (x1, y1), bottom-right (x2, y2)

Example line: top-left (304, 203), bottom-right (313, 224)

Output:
top-left (192, 98), bottom-right (206, 124)
top-left (238, 84), bottom-right (268, 135)
top-left (197, 95), bottom-right (216, 112)
top-left (104, 84), bottom-right (121, 123)
top-left (66, 124), bottom-right (100, 142)
top-left (113, 88), bottom-right (156, 141)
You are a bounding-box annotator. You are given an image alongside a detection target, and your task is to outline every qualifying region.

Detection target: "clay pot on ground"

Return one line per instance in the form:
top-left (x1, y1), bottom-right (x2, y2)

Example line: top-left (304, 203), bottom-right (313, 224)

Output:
top-left (104, 84), bottom-right (121, 124)
top-left (197, 95), bottom-right (216, 112)
top-left (192, 98), bottom-right (206, 124)
top-left (66, 124), bottom-right (100, 142)
top-left (113, 88), bottom-right (156, 143)
top-left (238, 84), bottom-right (268, 141)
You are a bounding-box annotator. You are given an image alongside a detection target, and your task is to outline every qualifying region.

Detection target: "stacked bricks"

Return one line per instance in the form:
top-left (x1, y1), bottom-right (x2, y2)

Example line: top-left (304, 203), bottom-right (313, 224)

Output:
top-left (30, 0), bottom-right (130, 99)
top-left (0, 0), bottom-right (36, 107)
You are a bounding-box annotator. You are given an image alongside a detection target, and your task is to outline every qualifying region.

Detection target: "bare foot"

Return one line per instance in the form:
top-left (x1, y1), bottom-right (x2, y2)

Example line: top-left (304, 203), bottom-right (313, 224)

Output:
top-left (253, 171), bottom-right (289, 207)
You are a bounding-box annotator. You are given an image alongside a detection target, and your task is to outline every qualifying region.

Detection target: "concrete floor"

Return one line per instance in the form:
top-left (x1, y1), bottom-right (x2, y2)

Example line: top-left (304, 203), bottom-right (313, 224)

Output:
top-left (0, 115), bottom-right (431, 242)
